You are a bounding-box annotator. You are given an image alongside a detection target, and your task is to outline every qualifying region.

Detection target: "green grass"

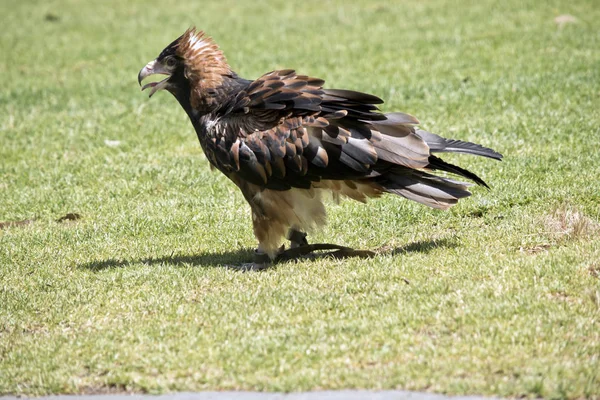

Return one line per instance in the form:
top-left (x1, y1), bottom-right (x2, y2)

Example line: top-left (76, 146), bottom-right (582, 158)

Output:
top-left (1, 0), bottom-right (599, 397)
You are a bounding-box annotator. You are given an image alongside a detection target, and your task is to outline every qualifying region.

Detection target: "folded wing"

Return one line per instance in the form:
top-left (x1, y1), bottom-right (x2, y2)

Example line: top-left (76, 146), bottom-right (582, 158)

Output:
top-left (206, 70), bottom-right (501, 208)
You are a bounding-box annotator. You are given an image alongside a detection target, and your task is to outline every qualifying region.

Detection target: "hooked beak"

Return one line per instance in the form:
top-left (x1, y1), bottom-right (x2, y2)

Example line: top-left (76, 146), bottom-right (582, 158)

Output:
top-left (138, 60), bottom-right (171, 98)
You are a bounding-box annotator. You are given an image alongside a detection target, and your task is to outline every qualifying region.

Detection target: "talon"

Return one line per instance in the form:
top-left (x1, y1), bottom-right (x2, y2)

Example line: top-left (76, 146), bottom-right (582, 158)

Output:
top-left (229, 262), bottom-right (269, 271)
top-left (253, 249), bottom-right (272, 265)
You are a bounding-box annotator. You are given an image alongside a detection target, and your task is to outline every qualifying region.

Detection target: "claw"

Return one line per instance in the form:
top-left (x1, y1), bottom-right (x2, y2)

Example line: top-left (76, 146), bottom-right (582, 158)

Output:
top-left (230, 262), bottom-right (270, 271)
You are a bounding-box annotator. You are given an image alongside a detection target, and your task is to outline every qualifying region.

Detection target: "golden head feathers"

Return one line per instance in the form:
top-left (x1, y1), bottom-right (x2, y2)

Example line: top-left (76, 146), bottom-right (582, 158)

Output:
top-left (176, 28), bottom-right (231, 86)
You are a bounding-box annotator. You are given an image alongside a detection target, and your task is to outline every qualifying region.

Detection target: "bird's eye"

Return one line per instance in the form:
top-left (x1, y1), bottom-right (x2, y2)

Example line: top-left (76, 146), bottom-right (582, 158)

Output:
top-left (165, 57), bottom-right (177, 68)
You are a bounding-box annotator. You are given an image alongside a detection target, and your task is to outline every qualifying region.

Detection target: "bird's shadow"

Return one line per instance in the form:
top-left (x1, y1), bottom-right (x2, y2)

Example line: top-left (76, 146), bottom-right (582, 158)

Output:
top-left (387, 238), bottom-right (457, 255)
top-left (79, 238), bottom-right (457, 272)
top-left (80, 248), bottom-right (254, 272)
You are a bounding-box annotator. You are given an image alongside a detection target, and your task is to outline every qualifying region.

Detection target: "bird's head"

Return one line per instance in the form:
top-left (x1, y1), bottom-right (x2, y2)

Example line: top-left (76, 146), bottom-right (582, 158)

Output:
top-left (138, 28), bottom-right (232, 106)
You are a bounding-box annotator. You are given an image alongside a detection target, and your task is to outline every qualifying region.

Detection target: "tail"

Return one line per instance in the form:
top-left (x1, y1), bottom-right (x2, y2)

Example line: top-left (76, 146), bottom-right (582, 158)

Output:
top-left (427, 155), bottom-right (491, 188)
top-left (418, 129), bottom-right (502, 189)
top-left (370, 116), bottom-right (503, 209)
top-left (373, 167), bottom-right (473, 210)
top-left (316, 94), bottom-right (502, 210)
top-left (416, 129), bottom-right (503, 161)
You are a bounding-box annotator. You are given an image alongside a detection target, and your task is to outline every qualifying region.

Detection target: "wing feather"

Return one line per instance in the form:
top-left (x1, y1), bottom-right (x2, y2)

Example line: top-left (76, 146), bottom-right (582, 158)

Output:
top-left (202, 70), bottom-right (499, 197)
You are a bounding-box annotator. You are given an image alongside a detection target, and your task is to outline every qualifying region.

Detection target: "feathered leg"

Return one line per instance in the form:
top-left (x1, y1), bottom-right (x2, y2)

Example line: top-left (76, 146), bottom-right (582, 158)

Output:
top-left (245, 212), bottom-right (286, 270)
top-left (239, 185), bottom-right (373, 268)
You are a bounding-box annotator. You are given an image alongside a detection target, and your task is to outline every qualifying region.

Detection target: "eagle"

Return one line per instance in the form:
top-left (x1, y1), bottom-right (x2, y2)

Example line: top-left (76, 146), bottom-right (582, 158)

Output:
top-left (138, 28), bottom-right (502, 267)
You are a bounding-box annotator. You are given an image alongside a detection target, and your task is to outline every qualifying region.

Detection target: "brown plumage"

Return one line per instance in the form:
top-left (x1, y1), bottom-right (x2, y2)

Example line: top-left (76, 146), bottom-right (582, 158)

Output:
top-left (138, 28), bottom-right (502, 263)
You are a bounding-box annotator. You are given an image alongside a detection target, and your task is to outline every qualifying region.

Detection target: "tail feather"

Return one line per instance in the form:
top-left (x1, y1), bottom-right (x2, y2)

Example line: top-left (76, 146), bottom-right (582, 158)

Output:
top-left (416, 129), bottom-right (503, 160)
top-left (374, 168), bottom-right (472, 210)
top-left (427, 155), bottom-right (490, 188)
top-left (315, 95), bottom-right (502, 210)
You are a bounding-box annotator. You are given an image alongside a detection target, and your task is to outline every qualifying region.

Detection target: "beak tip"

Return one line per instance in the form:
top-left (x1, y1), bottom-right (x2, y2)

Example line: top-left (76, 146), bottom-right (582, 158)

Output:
top-left (138, 60), bottom-right (166, 98)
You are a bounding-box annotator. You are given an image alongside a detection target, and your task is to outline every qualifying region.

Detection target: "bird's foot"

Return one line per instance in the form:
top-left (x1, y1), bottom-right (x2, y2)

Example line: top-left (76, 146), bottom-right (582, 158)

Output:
top-left (240, 245), bottom-right (289, 270)
top-left (276, 243), bottom-right (375, 262)
top-left (230, 242), bottom-right (374, 270)
top-left (287, 229), bottom-right (309, 248)
top-left (225, 248), bottom-right (280, 271)
top-left (234, 262), bottom-right (270, 271)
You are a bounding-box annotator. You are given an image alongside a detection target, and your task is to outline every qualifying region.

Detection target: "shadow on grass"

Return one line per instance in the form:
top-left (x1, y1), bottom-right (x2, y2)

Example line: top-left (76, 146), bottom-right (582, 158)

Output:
top-left (79, 238), bottom-right (457, 272)
top-left (80, 248), bottom-right (254, 271)
top-left (389, 238), bottom-right (457, 255)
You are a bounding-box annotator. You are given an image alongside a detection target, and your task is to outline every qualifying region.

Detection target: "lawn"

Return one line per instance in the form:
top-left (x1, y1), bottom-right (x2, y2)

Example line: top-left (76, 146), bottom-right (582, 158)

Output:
top-left (1, 0), bottom-right (599, 398)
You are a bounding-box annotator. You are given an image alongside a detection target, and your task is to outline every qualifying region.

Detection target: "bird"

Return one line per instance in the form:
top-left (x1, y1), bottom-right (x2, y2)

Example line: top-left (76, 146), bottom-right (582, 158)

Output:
top-left (138, 27), bottom-right (502, 267)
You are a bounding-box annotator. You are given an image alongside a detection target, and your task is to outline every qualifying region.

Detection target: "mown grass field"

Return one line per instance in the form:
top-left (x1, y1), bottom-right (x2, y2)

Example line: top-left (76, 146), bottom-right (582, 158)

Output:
top-left (1, 0), bottom-right (599, 398)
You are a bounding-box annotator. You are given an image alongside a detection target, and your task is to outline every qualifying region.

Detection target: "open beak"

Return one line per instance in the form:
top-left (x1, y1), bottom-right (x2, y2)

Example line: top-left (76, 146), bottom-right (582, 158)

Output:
top-left (138, 60), bottom-right (171, 98)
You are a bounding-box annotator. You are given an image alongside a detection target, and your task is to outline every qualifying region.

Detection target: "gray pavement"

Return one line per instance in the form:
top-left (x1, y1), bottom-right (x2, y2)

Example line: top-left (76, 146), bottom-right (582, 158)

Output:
top-left (1, 391), bottom-right (497, 400)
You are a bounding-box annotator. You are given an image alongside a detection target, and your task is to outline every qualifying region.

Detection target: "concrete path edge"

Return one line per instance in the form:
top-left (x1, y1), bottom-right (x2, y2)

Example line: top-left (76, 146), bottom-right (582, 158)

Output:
top-left (1, 390), bottom-right (499, 400)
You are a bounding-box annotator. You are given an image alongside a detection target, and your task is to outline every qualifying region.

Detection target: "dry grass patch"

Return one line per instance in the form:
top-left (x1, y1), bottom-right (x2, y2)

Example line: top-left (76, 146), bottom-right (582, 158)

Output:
top-left (588, 263), bottom-right (600, 279)
top-left (545, 205), bottom-right (599, 243)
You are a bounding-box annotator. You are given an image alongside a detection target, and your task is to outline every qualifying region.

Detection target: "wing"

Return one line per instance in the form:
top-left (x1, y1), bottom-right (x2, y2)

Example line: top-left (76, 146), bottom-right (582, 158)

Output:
top-left (207, 70), bottom-right (387, 190)
top-left (205, 70), bottom-right (497, 203)
top-left (218, 69), bottom-right (325, 131)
